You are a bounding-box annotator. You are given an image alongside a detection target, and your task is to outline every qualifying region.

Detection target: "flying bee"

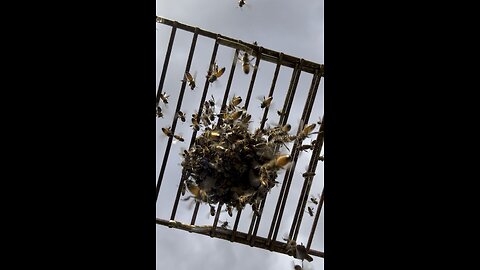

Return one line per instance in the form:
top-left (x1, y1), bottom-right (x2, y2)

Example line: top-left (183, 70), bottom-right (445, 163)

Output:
top-left (306, 206), bottom-right (314, 217)
top-left (159, 92), bottom-right (169, 104)
top-left (238, 0), bottom-right (246, 7)
top-left (161, 127), bottom-right (173, 138)
top-left (182, 71), bottom-right (196, 90)
top-left (238, 51), bottom-right (255, 74)
top-left (156, 105), bottom-right (163, 118)
top-left (310, 195), bottom-right (319, 205)
top-left (208, 94), bottom-right (216, 107)
top-left (173, 134), bottom-right (184, 142)
top-left (277, 109), bottom-right (286, 117)
top-left (318, 155), bottom-right (324, 161)
top-left (207, 63), bottom-right (226, 83)
top-left (177, 110), bottom-right (186, 122)
top-left (260, 96), bottom-right (273, 109)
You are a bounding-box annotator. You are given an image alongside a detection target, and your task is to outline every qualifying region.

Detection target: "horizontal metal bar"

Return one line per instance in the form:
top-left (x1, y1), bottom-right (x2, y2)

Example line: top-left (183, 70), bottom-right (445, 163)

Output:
top-left (156, 218), bottom-right (324, 258)
top-left (156, 16), bottom-right (323, 74)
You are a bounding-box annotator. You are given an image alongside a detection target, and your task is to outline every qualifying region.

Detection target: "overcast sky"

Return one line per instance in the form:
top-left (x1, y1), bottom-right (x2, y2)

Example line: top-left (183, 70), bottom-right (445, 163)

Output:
top-left (156, 1), bottom-right (324, 269)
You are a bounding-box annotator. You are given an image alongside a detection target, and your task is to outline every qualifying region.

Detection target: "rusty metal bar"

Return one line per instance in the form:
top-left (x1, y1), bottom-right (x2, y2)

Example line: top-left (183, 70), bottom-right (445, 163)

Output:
top-left (156, 218), bottom-right (324, 258)
top-left (307, 188), bottom-right (324, 250)
top-left (156, 22), bottom-right (177, 106)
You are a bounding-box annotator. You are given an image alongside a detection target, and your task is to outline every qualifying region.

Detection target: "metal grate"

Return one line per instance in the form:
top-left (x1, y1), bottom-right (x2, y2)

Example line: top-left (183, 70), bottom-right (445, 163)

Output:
top-left (156, 15), bottom-right (324, 260)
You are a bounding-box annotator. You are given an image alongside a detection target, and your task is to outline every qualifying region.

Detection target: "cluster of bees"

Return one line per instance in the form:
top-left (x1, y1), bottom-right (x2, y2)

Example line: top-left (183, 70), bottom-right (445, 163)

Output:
top-left (179, 92), bottom-right (319, 219)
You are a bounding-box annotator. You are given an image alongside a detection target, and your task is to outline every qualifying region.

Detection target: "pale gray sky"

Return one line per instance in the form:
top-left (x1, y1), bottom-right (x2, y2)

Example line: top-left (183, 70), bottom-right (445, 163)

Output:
top-left (156, 1), bottom-right (324, 269)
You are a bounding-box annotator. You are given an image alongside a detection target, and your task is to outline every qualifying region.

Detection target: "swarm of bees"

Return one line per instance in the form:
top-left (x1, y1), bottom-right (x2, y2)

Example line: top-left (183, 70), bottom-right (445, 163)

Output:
top-left (180, 94), bottom-right (319, 216)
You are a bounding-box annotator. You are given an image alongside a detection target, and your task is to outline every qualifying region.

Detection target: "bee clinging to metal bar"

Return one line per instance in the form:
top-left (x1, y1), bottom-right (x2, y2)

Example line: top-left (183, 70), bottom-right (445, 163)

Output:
top-left (207, 62), bottom-right (226, 83)
top-left (238, 50), bottom-right (256, 74)
top-left (182, 71), bottom-right (197, 90)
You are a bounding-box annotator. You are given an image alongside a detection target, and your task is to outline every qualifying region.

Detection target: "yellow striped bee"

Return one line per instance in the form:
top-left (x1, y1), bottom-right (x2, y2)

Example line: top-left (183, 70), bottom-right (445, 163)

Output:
top-left (260, 96), bottom-right (273, 109)
top-left (207, 63), bottom-right (225, 83)
top-left (161, 127), bottom-right (173, 138)
top-left (176, 110), bottom-right (186, 122)
top-left (238, 51), bottom-right (255, 74)
top-left (182, 71), bottom-right (196, 90)
top-left (159, 92), bottom-right (169, 104)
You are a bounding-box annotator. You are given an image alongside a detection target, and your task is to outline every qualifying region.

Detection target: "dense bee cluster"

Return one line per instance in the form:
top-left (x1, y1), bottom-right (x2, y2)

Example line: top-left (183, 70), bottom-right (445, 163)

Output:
top-left (181, 94), bottom-right (296, 215)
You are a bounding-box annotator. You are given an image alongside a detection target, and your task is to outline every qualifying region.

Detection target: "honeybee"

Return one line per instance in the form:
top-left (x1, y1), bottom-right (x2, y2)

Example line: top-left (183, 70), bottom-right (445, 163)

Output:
top-left (230, 95), bottom-right (242, 107)
top-left (297, 123), bottom-right (317, 141)
top-left (173, 134), bottom-right (185, 142)
top-left (238, 0), bottom-right (246, 7)
top-left (260, 96), bottom-right (273, 109)
top-left (190, 113), bottom-right (200, 131)
top-left (161, 127), bottom-right (173, 137)
top-left (207, 63), bottom-right (226, 83)
top-left (263, 154), bottom-right (291, 170)
top-left (177, 110), bottom-right (186, 122)
top-left (310, 195), bottom-right (319, 205)
top-left (318, 155), bottom-right (324, 161)
top-left (209, 205), bottom-right (216, 216)
top-left (228, 110), bottom-right (243, 121)
top-left (302, 171), bottom-right (316, 178)
top-left (182, 71), bottom-right (196, 90)
top-left (220, 220), bottom-right (230, 229)
top-left (185, 179), bottom-right (208, 202)
top-left (226, 205), bottom-right (233, 217)
top-left (238, 51), bottom-right (255, 74)
top-left (156, 105), bottom-right (163, 118)
top-left (306, 206), bottom-right (314, 217)
top-left (159, 92), bottom-right (169, 104)
top-left (298, 144), bottom-right (314, 152)
top-left (277, 110), bottom-right (286, 117)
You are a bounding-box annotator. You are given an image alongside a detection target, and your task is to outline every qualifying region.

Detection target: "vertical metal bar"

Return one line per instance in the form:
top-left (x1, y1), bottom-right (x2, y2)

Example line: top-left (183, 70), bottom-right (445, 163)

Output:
top-left (266, 63), bottom-right (302, 245)
top-left (156, 23), bottom-right (177, 105)
top-left (287, 71), bottom-right (322, 239)
top-left (231, 208), bottom-right (242, 241)
top-left (190, 201), bottom-right (201, 225)
top-left (269, 62), bottom-right (307, 246)
top-left (249, 53), bottom-right (284, 244)
top-left (155, 23), bottom-right (178, 201)
top-left (293, 115), bottom-right (324, 241)
top-left (218, 48), bottom-right (239, 127)
top-left (243, 53), bottom-right (262, 110)
top-left (306, 188), bottom-right (323, 250)
top-left (168, 29), bottom-right (199, 218)
top-left (211, 203), bottom-right (223, 237)
top-left (259, 53), bottom-right (282, 130)
top-left (190, 38), bottom-right (220, 225)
